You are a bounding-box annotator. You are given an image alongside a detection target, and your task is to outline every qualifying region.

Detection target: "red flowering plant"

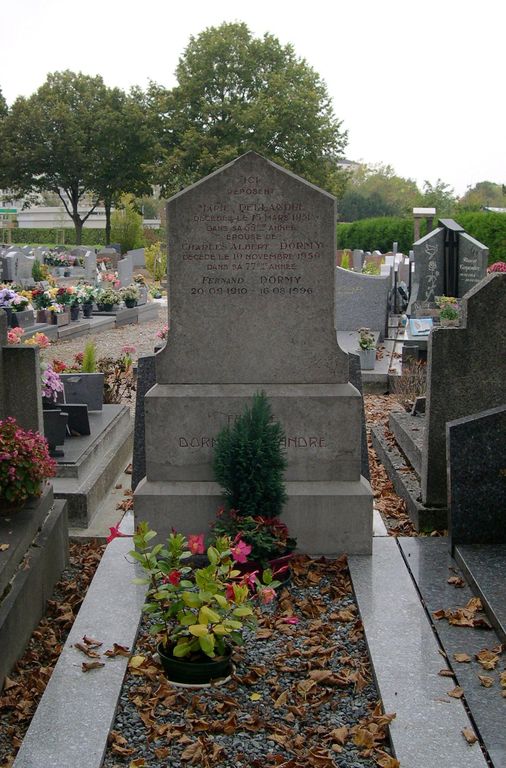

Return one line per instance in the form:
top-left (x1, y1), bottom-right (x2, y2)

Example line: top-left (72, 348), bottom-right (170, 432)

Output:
top-left (213, 508), bottom-right (296, 567)
top-left (131, 523), bottom-right (280, 661)
top-left (0, 417), bottom-right (56, 506)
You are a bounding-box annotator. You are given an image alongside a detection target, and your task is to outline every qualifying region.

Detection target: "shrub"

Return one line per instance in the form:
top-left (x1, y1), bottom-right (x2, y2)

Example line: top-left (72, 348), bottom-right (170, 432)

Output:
top-left (0, 417), bottom-right (56, 504)
top-left (213, 392), bottom-right (287, 518)
top-left (145, 241), bottom-right (167, 281)
top-left (10, 229), bottom-right (106, 246)
top-left (81, 339), bottom-right (97, 373)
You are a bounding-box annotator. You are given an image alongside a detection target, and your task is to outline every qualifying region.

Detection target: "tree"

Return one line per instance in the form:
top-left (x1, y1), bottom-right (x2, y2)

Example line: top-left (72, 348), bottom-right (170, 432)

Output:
top-left (150, 22), bottom-right (348, 197)
top-left (458, 181), bottom-right (506, 211)
top-left (92, 86), bottom-right (156, 244)
top-left (0, 87), bottom-right (7, 118)
top-left (420, 179), bottom-right (457, 216)
top-left (0, 72), bottom-right (156, 244)
top-left (110, 194), bottom-right (144, 254)
top-left (338, 163), bottom-right (421, 221)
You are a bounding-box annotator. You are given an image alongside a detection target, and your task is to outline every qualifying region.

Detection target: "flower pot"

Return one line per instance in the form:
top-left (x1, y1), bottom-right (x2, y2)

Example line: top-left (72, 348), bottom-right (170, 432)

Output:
top-left (102, 303), bottom-right (114, 312)
top-left (50, 311), bottom-right (70, 327)
top-left (440, 316), bottom-right (459, 328)
top-left (36, 309), bottom-right (49, 324)
top-left (70, 304), bottom-right (80, 322)
top-left (82, 302), bottom-right (93, 318)
top-left (358, 347), bottom-right (376, 370)
top-left (10, 309), bottom-right (34, 329)
top-left (124, 299), bottom-right (137, 309)
top-left (1, 307), bottom-right (13, 325)
top-left (157, 642), bottom-right (233, 686)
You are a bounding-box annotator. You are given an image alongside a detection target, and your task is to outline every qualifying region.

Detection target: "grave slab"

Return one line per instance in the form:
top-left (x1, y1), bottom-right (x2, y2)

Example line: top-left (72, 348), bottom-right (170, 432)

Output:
top-left (455, 544), bottom-right (506, 645)
top-left (349, 538), bottom-right (489, 768)
top-left (388, 410), bottom-right (424, 477)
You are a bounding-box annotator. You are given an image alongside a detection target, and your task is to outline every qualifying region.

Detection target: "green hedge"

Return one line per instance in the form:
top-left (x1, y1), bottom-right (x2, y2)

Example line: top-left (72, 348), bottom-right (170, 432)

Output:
top-left (5, 227), bottom-right (167, 248)
top-left (336, 212), bottom-right (506, 263)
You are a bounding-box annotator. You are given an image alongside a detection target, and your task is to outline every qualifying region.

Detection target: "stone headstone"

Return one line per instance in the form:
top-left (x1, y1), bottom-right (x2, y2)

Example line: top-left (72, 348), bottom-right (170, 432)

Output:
top-left (126, 248), bottom-right (146, 268)
top-left (132, 354), bottom-right (157, 492)
top-left (448, 405), bottom-right (506, 548)
top-left (412, 227), bottom-right (445, 304)
top-left (84, 250), bottom-right (97, 279)
top-left (16, 254), bottom-right (35, 281)
top-left (334, 267), bottom-right (390, 340)
top-left (97, 248), bottom-right (120, 270)
top-left (422, 273), bottom-right (506, 505)
top-left (135, 151), bottom-right (372, 555)
top-left (1, 252), bottom-right (20, 281)
top-left (458, 233), bottom-right (488, 296)
top-left (352, 249), bottom-right (364, 272)
top-left (117, 255), bottom-right (134, 288)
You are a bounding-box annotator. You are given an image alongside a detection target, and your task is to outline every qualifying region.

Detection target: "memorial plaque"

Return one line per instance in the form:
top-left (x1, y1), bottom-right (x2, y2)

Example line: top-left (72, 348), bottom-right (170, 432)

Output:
top-left (156, 152), bottom-right (348, 385)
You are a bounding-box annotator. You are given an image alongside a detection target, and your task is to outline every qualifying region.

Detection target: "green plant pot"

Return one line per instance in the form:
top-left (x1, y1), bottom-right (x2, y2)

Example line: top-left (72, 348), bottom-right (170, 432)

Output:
top-left (124, 299), bottom-right (137, 309)
top-left (157, 642), bottom-right (232, 686)
top-left (102, 303), bottom-right (114, 312)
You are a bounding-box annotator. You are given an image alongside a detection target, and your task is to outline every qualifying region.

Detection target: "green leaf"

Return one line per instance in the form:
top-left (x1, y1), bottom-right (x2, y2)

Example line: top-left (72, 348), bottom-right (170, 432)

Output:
top-left (213, 594), bottom-right (228, 609)
top-left (207, 546), bottom-right (219, 565)
top-left (212, 624), bottom-right (230, 635)
top-left (132, 577), bottom-right (150, 585)
top-left (173, 642), bottom-right (191, 658)
top-left (188, 624), bottom-right (209, 637)
top-left (199, 606), bottom-right (221, 624)
top-left (199, 633), bottom-right (215, 657)
top-left (179, 612), bottom-right (196, 626)
top-left (233, 606), bottom-right (253, 617)
top-left (182, 591), bottom-right (202, 608)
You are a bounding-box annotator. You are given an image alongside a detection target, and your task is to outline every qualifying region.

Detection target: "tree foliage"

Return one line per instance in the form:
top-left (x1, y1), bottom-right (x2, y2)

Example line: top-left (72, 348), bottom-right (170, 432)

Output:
top-left (213, 391), bottom-right (287, 518)
top-left (150, 22), bottom-right (347, 198)
top-left (339, 163), bottom-right (420, 221)
top-left (0, 87), bottom-right (7, 118)
top-left (420, 179), bottom-right (457, 216)
top-left (110, 194), bottom-right (144, 254)
top-left (458, 181), bottom-right (505, 211)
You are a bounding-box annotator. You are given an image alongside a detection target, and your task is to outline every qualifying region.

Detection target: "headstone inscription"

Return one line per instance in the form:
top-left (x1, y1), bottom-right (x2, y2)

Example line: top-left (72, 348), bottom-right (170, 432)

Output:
top-left (422, 273), bottom-right (506, 506)
top-left (412, 228), bottom-right (445, 303)
top-left (458, 233), bottom-right (488, 296)
top-left (447, 405), bottom-right (506, 549)
top-left (134, 152), bottom-right (372, 554)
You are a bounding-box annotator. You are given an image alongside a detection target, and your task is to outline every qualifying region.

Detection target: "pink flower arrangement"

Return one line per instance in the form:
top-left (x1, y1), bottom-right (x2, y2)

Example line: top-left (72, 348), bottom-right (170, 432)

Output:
top-left (0, 417), bottom-right (56, 504)
top-left (25, 332), bottom-right (50, 349)
top-left (7, 327), bottom-right (23, 344)
top-left (41, 365), bottom-right (64, 402)
top-left (156, 324), bottom-right (169, 341)
top-left (488, 261), bottom-right (506, 273)
top-left (231, 537), bottom-right (253, 564)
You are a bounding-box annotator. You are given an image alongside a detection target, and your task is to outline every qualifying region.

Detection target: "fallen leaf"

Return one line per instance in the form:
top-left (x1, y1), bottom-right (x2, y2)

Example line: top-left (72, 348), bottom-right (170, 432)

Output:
top-left (478, 675), bottom-right (494, 688)
top-left (500, 671), bottom-right (506, 688)
top-left (329, 726), bottom-right (348, 745)
top-left (448, 686), bottom-right (464, 698)
top-left (453, 653), bottom-right (471, 663)
top-left (375, 751), bottom-right (401, 768)
top-left (475, 649), bottom-right (500, 670)
top-left (0, 544), bottom-right (10, 552)
top-left (250, 693), bottom-right (262, 701)
top-left (129, 760), bottom-right (146, 768)
top-left (273, 690), bottom-right (289, 709)
top-left (82, 635), bottom-right (102, 648)
top-left (81, 661), bottom-right (105, 672)
top-left (438, 669), bottom-right (455, 678)
top-left (104, 643), bottom-right (130, 658)
top-left (447, 575), bottom-right (465, 587)
top-left (462, 728), bottom-right (478, 745)
top-left (432, 609), bottom-right (446, 620)
top-left (74, 642), bottom-right (101, 658)
top-left (129, 655), bottom-right (146, 669)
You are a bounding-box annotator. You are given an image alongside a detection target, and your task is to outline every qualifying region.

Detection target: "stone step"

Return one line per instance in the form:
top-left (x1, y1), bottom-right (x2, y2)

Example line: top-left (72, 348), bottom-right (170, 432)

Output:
top-left (349, 537), bottom-right (489, 768)
top-left (388, 410), bottom-right (424, 477)
top-left (455, 544), bottom-right (506, 645)
top-left (370, 422), bottom-right (446, 530)
top-left (397, 537), bottom-right (506, 768)
top-left (53, 405), bottom-right (133, 527)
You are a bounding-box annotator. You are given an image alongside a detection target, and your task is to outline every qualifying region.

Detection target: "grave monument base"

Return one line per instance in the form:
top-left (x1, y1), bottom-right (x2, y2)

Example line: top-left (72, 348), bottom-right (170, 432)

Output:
top-left (134, 478), bottom-right (372, 555)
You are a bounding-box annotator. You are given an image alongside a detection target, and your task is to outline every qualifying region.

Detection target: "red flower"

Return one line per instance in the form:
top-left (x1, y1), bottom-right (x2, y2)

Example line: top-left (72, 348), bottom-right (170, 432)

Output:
top-left (188, 533), bottom-right (205, 555)
top-left (106, 524), bottom-right (130, 543)
top-left (167, 570), bottom-right (181, 586)
top-left (259, 586), bottom-right (276, 605)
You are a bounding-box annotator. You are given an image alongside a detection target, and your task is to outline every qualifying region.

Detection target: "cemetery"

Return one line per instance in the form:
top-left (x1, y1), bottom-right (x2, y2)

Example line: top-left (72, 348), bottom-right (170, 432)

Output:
top-left (0, 152), bottom-right (505, 768)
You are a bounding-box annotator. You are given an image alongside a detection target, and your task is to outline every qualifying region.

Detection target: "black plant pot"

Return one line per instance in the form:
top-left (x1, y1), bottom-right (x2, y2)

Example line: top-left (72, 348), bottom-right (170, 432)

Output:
top-left (124, 299), bottom-right (137, 309)
top-left (102, 303), bottom-right (114, 312)
top-left (70, 304), bottom-right (80, 321)
top-left (157, 642), bottom-right (232, 686)
top-left (82, 303), bottom-right (93, 318)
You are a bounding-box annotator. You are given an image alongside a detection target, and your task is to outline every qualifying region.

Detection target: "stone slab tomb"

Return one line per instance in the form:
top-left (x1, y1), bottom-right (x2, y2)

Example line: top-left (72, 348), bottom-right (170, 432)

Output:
top-left (135, 152), bottom-right (372, 554)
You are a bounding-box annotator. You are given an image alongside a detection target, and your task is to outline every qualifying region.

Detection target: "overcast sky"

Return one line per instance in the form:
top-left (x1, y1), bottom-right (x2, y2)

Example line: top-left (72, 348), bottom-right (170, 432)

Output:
top-left (2, 0), bottom-right (504, 196)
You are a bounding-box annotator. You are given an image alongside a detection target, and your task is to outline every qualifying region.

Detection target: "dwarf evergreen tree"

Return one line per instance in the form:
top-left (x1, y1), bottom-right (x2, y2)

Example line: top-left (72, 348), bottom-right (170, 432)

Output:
top-left (213, 392), bottom-right (287, 518)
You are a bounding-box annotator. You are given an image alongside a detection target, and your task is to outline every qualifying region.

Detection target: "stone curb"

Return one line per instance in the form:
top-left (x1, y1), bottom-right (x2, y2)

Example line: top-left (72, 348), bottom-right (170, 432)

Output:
top-left (13, 536), bottom-right (146, 768)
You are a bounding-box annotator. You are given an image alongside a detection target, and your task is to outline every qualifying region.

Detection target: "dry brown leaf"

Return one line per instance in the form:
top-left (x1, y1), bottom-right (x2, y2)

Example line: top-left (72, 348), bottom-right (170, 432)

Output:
top-left (353, 728), bottom-right (375, 749)
top-left (453, 653), bottom-right (471, 663)
top-left (478, 675), bottom-right (494, 688)
top-left (375, 752), bottom-right (401, 768)
top-left (329, 726), bottom-right (348, 745)
top-left (438, 669), bottom-right (455, 678)
top-left (432, 609), bottom-right (446, 620)
top-left (2, 677), bottom-right (18, 691)
top-left (81, 661), bottom-right (105, 672)
top-left (273, 690), bottom-right (289, 709)
top-left (500, 671), bottom-right (506, 688)
top-left (104, 643), bottom-right (130, 658)
top-left (129, 759), bottom-right (146, 768)
top-left (462, 728), bottom-right (478, 745)
top-left (0, 543), bottom-right (10, 552)
top-left (448, 686), bottom-right (464, 699)
top-left (475, 649), bottom-right (500, 670)
top-left (447, 576), bottom-right (465, 588)
top-left (74, 642), bottom-right (101, 658)
top-left (82, 635), bottom-right (102, 648)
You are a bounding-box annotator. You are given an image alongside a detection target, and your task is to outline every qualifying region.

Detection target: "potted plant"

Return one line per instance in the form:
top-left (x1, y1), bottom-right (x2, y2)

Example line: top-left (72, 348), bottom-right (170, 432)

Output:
top-left (31, 288), bottom-right (54, 323)
top-left (77, 285), bottom-right (96, 318)
top-left (357, 327), bottom-right (376, 370)
top-left (212, 392), bottom-right (295, 573)
top-left (436, 296), bottom-right (460, 327)
top-left (97, 288), bottom-right (120, 312)
top-left (41, 364), bottom-right (64, 406)
top-left (0, 416), bottom-right (56, 513)
top-left (131, 524), bottom-right (279, 686)
top-left (120, 283), bottom-right (140, 309)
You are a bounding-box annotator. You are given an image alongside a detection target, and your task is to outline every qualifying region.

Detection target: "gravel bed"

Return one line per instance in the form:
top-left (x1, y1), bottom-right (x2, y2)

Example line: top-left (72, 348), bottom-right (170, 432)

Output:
top-left (102, 556), bottom-right (396, 768)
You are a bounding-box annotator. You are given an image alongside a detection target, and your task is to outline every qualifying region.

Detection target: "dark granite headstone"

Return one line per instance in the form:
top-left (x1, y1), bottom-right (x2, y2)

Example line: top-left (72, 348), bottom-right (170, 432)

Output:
top-left (422, 273), bottom-right (506, 505)
top-left (458, 233), bottom-right (488, 296)
top-left (448, 405), bottom-right (506, 548)
top-left (348, 353), bottom-right (370, 481)
top-left (412, 228), bottom-right (445, 304)
top-left (132, 354), bottom-right (156, 491)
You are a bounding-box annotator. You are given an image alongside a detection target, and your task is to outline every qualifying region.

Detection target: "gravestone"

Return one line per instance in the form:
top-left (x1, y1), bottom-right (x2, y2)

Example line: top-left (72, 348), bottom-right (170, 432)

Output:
top-left (135, 151), bottom-right (372, 554)
top-left (458, 233), bottom-right (488, 296)
top-left (132, 354), bottom-right (157, 492)
top-left (84, 250), bottom-right (97, 280)
top-left (422, 273), bottom-right (506, 506)
top-left (117, 255), bottom-right (133, 288)
top-left (126, 248), bottom-right (146, 267)
top-left (352, 249), bottom-right (364, 272)
top-left (411, 227), bottom-right (445, 303)
top-left (1, 251), bottom-right (20, 281)
top-left (334, 266), bottom-right (390, 339)
top-left (447, 405), bottom-right (506, 549)
top-left (16, 253), bottom-right (35, 281)
top-left (0, 312), bottom-right (43, 433)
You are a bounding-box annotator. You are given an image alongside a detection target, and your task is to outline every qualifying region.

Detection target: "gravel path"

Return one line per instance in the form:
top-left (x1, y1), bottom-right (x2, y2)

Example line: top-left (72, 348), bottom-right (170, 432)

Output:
top-left (40, 304), bottom-right (166, 368)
